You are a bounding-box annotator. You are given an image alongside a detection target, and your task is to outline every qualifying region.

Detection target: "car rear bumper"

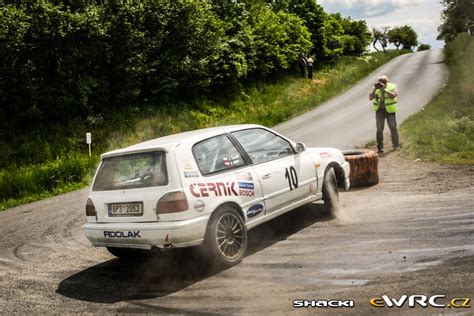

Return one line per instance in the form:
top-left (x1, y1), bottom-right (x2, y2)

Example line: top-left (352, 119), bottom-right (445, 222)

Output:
top-left (83, 214), bottom-right (210, 249)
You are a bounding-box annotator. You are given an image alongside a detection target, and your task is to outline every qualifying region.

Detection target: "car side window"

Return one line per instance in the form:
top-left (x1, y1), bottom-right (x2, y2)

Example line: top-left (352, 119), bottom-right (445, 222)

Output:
top-left (193, 135), bottom-right (246, 175)
top-left (232, 128), bottom-right (294, 164)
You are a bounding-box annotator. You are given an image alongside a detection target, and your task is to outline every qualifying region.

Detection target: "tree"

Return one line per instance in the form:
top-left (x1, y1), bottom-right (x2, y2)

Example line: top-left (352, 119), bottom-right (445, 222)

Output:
top-left (270, 0), bottom-right (327, 61)
top-left (322, 13), bottom-right (345, 60)
top-left (209, 1), bottom-right (254, 91)
top-left (328, 13), bottom-right (371, 56)
top-left (248, 3), bottom-right (312, 77)
top-left (342, 18), bottom-right (371, 55)
top-left (417, 43), bottom-right (431, 51)
top-left (438, 0), bottom-right (474, 42)
top-left (387, 25), bottom-right (418, 50)
top-left (372, 27), bottom-right (389, 52)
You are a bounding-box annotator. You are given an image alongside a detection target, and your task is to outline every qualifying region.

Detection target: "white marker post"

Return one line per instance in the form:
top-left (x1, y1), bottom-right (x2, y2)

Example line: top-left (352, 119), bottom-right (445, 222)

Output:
top-left (86, 132), bottom-right (92, 158)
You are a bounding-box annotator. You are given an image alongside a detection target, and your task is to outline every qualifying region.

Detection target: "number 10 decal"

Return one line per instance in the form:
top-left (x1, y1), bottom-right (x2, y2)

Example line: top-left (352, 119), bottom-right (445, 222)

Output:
top-left (285, 166), bottom-right (298, 190)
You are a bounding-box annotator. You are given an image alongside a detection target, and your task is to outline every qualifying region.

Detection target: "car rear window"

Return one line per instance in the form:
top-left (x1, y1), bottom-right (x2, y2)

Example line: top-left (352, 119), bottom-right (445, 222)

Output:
top-left (93, 151), bottom-right (168, 191)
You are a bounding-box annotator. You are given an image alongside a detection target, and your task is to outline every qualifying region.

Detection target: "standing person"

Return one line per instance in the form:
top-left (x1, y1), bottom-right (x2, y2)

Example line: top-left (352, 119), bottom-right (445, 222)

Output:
top-left (369, 75), bottom-right (400, 153)
top-left (298, 56), bottom-right (307, 78)
top-left (306, 56), bottom-right (314, 80)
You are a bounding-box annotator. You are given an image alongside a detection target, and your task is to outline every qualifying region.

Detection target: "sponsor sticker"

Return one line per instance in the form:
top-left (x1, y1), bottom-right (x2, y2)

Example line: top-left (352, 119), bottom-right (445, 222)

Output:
top-left (223, 157), bottom-right (232, 167)
top-left (238, 182), bottom-right (254, 190)
top-left (184, 171), bottom-right (199, 178)
top-left (190, 182), bottom-right (238, 197)
top-left (222, 155), bottom-right (241, 168)
top-left (182, 161), bottom-right (194, 170)
top-left (319, 152), bottom-right (330, 158)
top-left (239, 189), bottom-right (255, 197)
top-left (104, 231), bottom-right (141, 238)
top-left (190, 182), bottom-right (256, 197)
top-left (247, 204), bottom-right (264, 218)
top-left (238, 182), bottom-right (255, 196)
top-left (236, 172), bottom-right (253, 181)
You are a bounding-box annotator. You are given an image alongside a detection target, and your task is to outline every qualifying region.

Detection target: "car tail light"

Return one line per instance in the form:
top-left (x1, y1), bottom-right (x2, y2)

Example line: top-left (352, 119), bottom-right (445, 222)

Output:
top-left (86, 198), bottom-right (97, 217)
top-left (156, 192), bottom-right (189, 214)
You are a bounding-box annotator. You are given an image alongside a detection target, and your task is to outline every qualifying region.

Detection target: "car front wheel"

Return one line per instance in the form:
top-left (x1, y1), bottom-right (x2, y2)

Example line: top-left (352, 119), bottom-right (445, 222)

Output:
top-left (322, 167), bottom-right (340, 214)
top-left (204, 206), bottom-right (247, 267)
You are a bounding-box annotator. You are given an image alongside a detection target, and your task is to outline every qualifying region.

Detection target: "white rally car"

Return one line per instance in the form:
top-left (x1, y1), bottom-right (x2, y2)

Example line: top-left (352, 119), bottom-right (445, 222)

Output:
top-left (84, 124), bottom-right (350, 265)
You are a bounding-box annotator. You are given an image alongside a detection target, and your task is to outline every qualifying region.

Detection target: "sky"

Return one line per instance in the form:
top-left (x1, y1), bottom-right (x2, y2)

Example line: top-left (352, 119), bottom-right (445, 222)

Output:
top-left (317, 0), bottom-right (446, 49)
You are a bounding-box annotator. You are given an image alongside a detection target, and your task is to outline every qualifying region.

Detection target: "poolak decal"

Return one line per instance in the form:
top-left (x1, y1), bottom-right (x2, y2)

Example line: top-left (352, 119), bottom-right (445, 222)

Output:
top-left (104, 231), bottom-right (141, 238)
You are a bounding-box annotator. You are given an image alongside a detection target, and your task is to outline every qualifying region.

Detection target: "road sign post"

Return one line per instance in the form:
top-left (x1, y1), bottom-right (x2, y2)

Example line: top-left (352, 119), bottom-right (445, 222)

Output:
top-left (86, 132), bottom-right (92, 157)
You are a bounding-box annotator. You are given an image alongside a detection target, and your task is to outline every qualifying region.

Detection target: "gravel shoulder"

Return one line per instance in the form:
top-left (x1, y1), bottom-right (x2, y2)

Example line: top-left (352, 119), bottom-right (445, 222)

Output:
top-left (0, 151), bottom-right (473, 314)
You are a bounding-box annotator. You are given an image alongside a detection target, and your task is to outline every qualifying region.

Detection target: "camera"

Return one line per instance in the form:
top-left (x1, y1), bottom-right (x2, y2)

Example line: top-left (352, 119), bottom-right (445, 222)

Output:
top-left (374, 82), bottom-right (384, 89)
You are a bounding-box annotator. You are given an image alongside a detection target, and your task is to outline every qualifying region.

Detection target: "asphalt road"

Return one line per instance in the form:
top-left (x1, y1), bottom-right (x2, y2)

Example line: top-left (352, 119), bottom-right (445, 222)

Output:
top-left (274, 49), bottom-right (448, 149)
top-left (1, 49), bottom-right (473, 315)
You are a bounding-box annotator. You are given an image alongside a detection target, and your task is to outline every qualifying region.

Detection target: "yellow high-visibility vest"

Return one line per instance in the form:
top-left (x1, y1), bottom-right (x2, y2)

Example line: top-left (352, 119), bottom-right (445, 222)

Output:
top-left (373, 82), bottom-right (398, 113)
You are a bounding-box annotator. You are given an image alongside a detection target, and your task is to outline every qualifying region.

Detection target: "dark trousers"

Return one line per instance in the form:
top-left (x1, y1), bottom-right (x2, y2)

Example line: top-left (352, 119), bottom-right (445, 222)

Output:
top-left (307, 65), bottom-right (313, 79)
top-left (299, 65), bottom-right (305, 78)
top-left (376, 110), bottom-right (399, 151)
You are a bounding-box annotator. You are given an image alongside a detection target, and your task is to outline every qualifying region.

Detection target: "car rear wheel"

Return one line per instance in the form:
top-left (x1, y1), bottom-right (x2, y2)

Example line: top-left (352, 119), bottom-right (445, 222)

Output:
top-left (106, 247), bottom-right (149, 260)
top-left (204, 206), bottom-right (247, 267)
top-left (322, 167), bottom-right (340, 214)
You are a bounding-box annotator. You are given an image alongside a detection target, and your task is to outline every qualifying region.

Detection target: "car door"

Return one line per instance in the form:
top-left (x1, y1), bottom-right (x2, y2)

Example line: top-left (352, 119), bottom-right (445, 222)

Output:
top-left (231, 128), bottom-right (316, 214)
top-left (190, 134), bottom-right (266, 221)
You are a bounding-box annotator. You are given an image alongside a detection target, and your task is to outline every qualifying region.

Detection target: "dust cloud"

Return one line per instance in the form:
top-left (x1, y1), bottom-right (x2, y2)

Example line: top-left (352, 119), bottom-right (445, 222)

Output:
top-left (326, 184), bottom-right (359, 225)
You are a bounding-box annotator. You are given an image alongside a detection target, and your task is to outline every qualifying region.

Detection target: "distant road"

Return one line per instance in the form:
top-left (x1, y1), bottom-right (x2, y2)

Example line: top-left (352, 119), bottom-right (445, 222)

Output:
top-left (274, 49), bottom-right (448, 149)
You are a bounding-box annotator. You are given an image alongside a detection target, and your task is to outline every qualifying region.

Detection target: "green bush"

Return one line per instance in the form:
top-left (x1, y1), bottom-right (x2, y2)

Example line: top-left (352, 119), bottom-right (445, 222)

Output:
top-left (417, 43), bottom-right (431, 51)
top-left (0, 155), bottom-right (93, 203)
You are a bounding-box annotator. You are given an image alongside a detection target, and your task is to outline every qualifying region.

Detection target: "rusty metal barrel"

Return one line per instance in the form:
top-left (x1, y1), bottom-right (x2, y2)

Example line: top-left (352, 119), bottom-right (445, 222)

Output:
top-left (342, 149), bottom-right (379, 187)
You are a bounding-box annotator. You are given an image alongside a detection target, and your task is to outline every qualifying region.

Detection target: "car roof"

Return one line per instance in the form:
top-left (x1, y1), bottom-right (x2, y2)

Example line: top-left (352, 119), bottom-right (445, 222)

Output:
top-left (101, 124), bottom-right (263, 158)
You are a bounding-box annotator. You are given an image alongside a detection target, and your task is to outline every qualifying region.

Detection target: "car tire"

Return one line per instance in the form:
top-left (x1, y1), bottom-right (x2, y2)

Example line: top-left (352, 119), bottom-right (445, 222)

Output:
top-left (322, 167), bottom-right (340, 215)
top-left (204, 206), bottom-right (247, 267)
top-left (106, 247), bottom-right (149, 260)
top-left (342, 149), bottom-right (379, 187)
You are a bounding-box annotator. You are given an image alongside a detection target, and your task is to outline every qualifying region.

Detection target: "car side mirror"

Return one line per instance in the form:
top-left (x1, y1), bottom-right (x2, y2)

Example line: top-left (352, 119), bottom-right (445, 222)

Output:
top-left (295, 142), bottom-right (306, 153)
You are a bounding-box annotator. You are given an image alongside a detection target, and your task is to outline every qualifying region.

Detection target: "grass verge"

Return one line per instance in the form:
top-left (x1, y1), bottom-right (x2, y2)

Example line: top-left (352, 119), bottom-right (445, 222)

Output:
top-left (1, 50), bottom-right (404, 210)
top-left (0, 156), bottom-right (97, 210)
top-left (400, 34), bottom-right (474, 164)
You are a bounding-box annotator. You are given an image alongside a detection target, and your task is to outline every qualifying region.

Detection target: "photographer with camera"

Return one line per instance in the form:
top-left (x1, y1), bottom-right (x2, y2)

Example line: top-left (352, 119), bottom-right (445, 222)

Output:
top-left (369, 75), bottom-right (400, 153)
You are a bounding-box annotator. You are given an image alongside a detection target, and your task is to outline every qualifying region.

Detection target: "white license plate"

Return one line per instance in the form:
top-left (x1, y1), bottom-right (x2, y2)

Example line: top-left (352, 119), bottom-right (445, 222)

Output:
top-left (108, 202), bottom-right (143, 217)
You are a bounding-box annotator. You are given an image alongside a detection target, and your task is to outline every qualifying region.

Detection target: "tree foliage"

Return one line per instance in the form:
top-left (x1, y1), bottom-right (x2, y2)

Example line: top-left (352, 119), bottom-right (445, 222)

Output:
top-left (325, 13), bottom-right (371, 57)
top-left (438, 0), bottom-right (474, 42)
top-left (417, 43), bottom-right (431, 51)
top-left (387, 25), bottom-right (418, 50)
top-left (270, 0), bottom-right (328, 61)
top-left (249, 3), bottom-right (312, 77)
top-left (372, 25), bottom-right (419, 51)
top-left (372, 27), bottom-right (389, 52)
top-left (0, 0), bottom-right (375, 166)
